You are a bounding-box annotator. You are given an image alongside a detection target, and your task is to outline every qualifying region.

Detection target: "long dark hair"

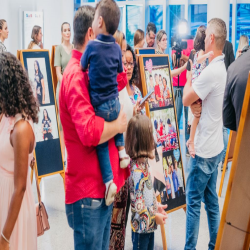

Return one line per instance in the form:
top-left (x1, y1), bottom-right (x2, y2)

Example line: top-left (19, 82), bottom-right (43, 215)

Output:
top-left (42, 109), bottom-right (51, 122)
top-left (194, 25), bottom-right (206, 52)
top-left (0, 52), bottom-right (39, 123)
top-left (34, 60), bottom-right (43, 79)
top-left (126, 44), bottom-right (138, 86)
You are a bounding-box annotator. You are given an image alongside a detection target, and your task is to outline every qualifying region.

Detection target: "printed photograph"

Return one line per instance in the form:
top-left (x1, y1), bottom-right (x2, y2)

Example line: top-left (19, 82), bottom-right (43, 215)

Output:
top-left (160, 149), bottom-right (186, 210)
top-left (34, 105), bottom-right (59, 143)
top-left (150, 108), bottom-right (179, 153)
top-left (27, 58), bottom-right (50, 105)
top-left (144, 59), bottom-right (173, 111)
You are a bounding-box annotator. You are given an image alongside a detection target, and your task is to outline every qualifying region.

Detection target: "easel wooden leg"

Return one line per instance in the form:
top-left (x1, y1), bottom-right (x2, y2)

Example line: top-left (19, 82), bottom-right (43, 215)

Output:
top-left (218, 131), bottom-right (233, 197)
top-left (183, 207), bottom-right (186, 213)
top-left (38, 177), bottom-right (41, 186)
top-left (160, 224), bottom-right (168, 250)
top-left (60, 172), bottom-right (65, 190)
top-left (157, 195), bottom-right (168, 250)
top-left (218, 160), bottom-right (228, 197)
top-left (243, 217), bottom-right (250, 250)
top-left (30, 168), bottom-right (34, 183)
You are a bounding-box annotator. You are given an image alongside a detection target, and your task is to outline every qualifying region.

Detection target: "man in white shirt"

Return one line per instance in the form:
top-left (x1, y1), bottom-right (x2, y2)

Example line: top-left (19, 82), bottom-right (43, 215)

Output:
top-left (183, 18), bottom-right (227, 250)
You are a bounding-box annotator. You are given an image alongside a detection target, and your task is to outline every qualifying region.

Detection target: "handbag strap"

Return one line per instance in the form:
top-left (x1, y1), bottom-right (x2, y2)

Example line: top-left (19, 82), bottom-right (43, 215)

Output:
top-left (31, 157), bottom-right (42, 203)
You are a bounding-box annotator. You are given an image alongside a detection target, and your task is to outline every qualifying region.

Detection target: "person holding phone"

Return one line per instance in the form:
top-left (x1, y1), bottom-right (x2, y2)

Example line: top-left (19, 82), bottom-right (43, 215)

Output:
top-left (27, 26), bottom-right (43, 50)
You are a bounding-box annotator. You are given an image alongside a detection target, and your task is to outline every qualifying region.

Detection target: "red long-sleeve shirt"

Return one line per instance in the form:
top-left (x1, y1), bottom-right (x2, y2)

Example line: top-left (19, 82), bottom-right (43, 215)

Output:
top-left (59, 50), bottom-right (129, 204)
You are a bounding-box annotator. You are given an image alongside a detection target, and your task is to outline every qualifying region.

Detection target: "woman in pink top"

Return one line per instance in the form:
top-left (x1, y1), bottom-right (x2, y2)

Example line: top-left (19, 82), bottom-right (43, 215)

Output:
top-left (0, 52), bottom-right (39, 250)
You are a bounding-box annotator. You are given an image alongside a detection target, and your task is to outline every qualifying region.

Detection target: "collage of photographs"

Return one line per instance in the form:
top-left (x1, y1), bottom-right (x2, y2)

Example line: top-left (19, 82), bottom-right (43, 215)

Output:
top-left (143, 58), bottom-right (186, 211)
top-left (144, 60), bottom-right (173, 111)
top-left (25, 55), bottom-right (59, 144)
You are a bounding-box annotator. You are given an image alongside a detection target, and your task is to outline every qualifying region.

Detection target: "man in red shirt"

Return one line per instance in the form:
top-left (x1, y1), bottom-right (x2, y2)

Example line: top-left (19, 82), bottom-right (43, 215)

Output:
top-left (59, 6), bottom-right (127, 250)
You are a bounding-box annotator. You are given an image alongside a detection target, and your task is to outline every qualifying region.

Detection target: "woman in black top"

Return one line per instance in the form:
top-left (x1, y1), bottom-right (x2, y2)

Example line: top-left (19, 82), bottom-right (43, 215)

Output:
top-left (34, 60), bottom-right (45, 105)
top-left (42, 109), bottom-right (53, 140)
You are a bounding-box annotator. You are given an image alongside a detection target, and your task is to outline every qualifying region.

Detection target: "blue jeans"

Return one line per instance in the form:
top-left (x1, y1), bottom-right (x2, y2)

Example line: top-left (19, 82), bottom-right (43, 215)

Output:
top-left (222, 126), bottom-right (229, 164)
top-left (66, 198), bottom-right (113, 250)
top-left (95, 98), bottom-right (124, 183)
top-left (174, 87), bottom-right (189, 152)
top-left (185, 152), bottom-right (222, 250)
top-left (132, 231), bottom-right (154, 250)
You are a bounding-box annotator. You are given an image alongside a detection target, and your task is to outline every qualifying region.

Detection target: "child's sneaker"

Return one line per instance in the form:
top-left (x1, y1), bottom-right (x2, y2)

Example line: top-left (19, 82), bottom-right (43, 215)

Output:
top-left (120, 156), bottom-right (130, 169)
top-left (105, 182), bottom-right (117, 206)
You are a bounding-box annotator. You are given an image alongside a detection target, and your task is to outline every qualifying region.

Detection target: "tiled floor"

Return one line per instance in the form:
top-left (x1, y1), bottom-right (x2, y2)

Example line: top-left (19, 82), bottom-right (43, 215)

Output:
top-left (35, 133), bottom-right (231, 250)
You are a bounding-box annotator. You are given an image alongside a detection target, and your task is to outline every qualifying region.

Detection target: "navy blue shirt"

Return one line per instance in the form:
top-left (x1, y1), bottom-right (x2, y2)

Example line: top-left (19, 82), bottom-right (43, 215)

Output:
top-left (81, 34), bottom-right (123, 107)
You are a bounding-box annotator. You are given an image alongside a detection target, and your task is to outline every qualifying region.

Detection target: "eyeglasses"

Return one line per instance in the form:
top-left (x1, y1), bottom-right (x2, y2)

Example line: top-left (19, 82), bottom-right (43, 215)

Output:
top-left (124, 62), bottom-right (135, 68)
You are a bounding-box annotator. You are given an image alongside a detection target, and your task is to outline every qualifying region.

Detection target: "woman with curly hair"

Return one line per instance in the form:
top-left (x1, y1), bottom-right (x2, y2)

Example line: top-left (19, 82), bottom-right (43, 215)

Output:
top-left (0, 52), bottom-right (39, 250)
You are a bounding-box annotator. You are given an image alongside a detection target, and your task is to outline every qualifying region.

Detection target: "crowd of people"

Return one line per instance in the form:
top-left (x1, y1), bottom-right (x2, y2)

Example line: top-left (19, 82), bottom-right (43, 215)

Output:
top-left (0, 0), bottom-right (250, 249)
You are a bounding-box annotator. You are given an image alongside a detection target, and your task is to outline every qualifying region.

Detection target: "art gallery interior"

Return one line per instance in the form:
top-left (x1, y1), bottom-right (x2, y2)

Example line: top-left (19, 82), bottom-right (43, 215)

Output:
top-left (0, 0), bottom-right (250, 249)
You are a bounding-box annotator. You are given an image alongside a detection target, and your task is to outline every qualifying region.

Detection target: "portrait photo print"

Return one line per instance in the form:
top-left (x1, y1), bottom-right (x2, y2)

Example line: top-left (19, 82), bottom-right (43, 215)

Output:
top-left (151, 108), bottom-right (179, 153)
top-left (160, 149), bottom-right (186, 210)
top-left (27, 58), bottom-right (50, 105)
top-left (34, 105), bottom-right (59, 143)
top-left (144, 61), bottom-right (173, 111)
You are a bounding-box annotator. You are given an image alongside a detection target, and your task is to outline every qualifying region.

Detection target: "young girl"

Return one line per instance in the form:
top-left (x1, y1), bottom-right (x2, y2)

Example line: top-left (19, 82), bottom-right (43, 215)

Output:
top-left (186, 25), bottom-right (214, 157)
top-left (126, 115), bottom-right (168, 250)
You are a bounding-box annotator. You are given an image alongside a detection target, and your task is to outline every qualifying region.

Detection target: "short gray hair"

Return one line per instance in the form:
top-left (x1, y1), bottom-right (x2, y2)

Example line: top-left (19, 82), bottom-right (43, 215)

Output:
top-left (208, 18), bottom-right (227, 50)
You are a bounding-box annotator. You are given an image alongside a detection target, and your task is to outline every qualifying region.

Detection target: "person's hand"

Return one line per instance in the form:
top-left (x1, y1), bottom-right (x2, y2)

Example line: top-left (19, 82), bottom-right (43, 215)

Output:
top-left (133, 99), bottom-right (144, 116)
top-left (190, 101), bottom-right (202, 118)
top-left (157, 203), bottom-right (168, 216)
top-left (0, 237), bottom-right (10, 250)
top-left (116, 105), bottom-right (127, 133)
top-left (183, 61), bottom-right (188, 69)
top-left (39, 42), bottom-right (44, 49)
top-left (155, 213), bottom-right (168, 225)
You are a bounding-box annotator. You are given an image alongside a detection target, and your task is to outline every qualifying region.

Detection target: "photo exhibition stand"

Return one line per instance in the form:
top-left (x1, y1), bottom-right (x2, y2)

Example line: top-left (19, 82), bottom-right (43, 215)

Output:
top-left (215, 73), bottom-right (250, 250)
top-left (218, 130), bottom-right (236, 197)
top-left (51, 45), bottom-right (58, 91)
top-left (18, 49), bottom-right (65, 198)
top-left (138, 53), bottom-right (187, 250)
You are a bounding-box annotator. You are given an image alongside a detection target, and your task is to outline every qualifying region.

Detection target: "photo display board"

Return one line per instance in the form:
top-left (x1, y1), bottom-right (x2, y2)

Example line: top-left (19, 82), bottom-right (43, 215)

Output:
top-left (135, 48), bottom-right (156, 55)
top-left (139, 55), bottom-right (186, 212)
top-left (20, 50), bottom-right (64, 177)
top-left (23, 11), bottom-right (44, 50)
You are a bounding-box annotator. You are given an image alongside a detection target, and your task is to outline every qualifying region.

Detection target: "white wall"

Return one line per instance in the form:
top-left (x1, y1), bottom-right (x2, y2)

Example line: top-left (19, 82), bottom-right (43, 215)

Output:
top-left (0, 0), bottom-right (74, 55)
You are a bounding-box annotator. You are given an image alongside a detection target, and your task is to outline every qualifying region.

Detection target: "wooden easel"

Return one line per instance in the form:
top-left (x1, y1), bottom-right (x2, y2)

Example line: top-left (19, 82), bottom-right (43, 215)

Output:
top-left (19, 49), bottom-right (65, 198)
top-left (51, 45), bottom-right (58, 92)
top-left (139, 54), bottom-right (187, 250)
top-left (215, 73), bottom-right (250, 249)
top-left (218, 131), bottom-right (236, 197)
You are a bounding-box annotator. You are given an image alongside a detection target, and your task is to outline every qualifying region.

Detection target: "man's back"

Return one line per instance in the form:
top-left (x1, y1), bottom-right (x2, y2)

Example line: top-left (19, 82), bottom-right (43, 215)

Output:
top-left (192, 55), bottom-right (227, 158)
top-left (223, 40), bottom-right (235, 70)
top-left (223, 49), bottom-right (250, 131)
